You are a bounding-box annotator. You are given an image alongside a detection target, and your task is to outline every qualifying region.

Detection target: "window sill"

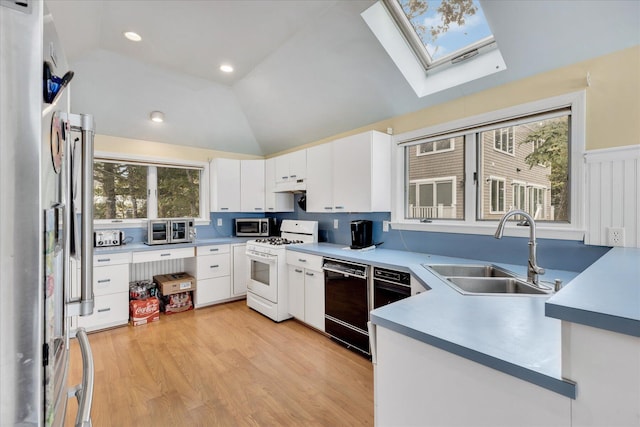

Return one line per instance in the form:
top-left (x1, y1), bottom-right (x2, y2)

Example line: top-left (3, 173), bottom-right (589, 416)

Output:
top-left (391, 221), bottom-right (585, 241)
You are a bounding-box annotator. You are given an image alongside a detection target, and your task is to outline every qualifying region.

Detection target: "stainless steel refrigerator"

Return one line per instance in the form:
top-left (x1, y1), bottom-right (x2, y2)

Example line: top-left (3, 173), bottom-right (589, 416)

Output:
top-left (1, 1), bottom-right (96, 425)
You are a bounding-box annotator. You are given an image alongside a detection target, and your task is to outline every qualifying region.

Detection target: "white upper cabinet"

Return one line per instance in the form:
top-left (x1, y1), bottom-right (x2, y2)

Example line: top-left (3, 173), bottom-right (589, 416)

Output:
top-left (306, 143), bottom-right (334, 213)
top-left (265, 158), bottom-right (294, 212)
top-left (275, 150), bottom-right (307, 192)
top-left (307, 130), bottom-right (392, 213)
top-left (240, 160), bottom-right (265, 212)
top-left (210, 158), bottom-right (241, 212)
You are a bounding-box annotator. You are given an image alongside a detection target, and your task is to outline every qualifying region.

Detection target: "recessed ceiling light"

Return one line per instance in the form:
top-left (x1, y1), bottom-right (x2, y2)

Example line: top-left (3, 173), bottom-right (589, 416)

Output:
top-left (220, 64), bottom-right (234, 73)
top-left (124, 31), bottom-right (142, 42)
top-left (150, 111), bottom-right (164, 123)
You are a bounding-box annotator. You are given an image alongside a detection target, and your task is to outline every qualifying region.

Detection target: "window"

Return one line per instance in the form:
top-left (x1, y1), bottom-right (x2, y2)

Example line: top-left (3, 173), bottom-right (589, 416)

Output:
top-left (395, 92), bottom-right (585, 238)
top-left (408, 177), bottom-right (456, 219)
top-left (488, 177), bottom-right (505, 213)
top-left (406, 136), bottom-right (464, 219)
top-left (386, 0), bottom-right (494, 69)
top-left (493, 127), bottom-right (514, 155)
top-left (94, 157), bottom-right (206, 223)
top-left (417, 138), bottom-right (455, 155)
top-left (361, 0), bottom-right (506, 97)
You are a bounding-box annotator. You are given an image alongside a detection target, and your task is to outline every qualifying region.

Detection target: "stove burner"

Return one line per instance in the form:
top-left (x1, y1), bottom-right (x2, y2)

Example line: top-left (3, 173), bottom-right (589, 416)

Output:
top-left (254, 237), bottom-right (304, 245)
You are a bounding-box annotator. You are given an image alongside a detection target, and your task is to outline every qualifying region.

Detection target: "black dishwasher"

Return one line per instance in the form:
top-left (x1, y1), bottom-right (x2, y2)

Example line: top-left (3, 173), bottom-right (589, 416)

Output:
top-left (373, 267), bottom-right (412, 308)
top-left (323, 258), bottom-right (370, 356)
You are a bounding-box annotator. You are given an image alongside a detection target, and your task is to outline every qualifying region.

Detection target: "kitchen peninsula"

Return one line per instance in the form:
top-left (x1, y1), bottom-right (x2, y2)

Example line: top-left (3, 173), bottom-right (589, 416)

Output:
top-left (287, 243), bottom-right (640, 427)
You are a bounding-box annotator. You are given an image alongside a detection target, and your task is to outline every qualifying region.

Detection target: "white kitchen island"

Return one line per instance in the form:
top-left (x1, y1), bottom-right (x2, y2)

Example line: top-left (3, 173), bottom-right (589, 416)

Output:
top-left (287, 244), bottom-right (640, 427)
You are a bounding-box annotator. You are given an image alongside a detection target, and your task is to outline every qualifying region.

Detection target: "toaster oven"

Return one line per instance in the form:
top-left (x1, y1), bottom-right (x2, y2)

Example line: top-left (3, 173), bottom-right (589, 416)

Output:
top-left (147, 218), bottom-right (195, 245)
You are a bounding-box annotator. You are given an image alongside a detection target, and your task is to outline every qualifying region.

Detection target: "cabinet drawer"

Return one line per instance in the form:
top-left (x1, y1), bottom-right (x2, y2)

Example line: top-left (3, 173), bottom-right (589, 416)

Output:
top-left (197, 253), bottom-right (230, 279)
top-left (194, 277), bottom-right (231, 307)
top-left (93, 264), bottom-right (129, 296)
top-left (286, 252), bottom-right (323, 271)
top-left (196, 244), bottom-right (230, 256)
top-left (131, 247), bottom-right (194, 263)
top-left (93, 251), bottom-right (132, 266)
top-left (77, 292), bottom-right (128, 331)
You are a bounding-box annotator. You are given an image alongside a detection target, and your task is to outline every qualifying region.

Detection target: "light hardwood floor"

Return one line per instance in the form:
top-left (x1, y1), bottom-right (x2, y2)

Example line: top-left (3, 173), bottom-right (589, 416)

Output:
top-left (64, 300), bottom-right (374, 426)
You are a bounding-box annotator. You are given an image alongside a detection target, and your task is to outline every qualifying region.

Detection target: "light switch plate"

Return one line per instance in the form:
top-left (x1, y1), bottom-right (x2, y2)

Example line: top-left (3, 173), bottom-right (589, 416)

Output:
top-left (383, 221), bottom-right (390, 232)
top-left (217, 218), bottom-right (223, 226)
top-left (334, 219), bottom-right (339, 229)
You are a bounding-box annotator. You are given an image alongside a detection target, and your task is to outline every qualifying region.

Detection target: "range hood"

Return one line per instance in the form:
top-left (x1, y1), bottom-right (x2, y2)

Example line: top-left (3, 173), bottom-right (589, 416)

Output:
top-left (273, 178), bottom-right (306, 193)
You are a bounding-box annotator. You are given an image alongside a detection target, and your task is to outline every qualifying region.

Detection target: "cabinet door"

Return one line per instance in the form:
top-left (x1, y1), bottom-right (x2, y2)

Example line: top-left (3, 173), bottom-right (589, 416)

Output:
top-left (333, 133), bottom-right (372, 212)
top-left (265, 158), bottom-right (294, 212)
top-left (195, 276), bottom-right (231, 307)
top-left (306, 143), bottom-right (334, 213)
top-left (232, 244), bottom-right (248, 296)
top-left (304, 269), bottom-right (325, 331)
top-left (240, 159), bottom-right (265, 212)
top-left (288, 149), bottom-right (307, 182)
top-left (275, 154), bottom-right (291, 185)
top-left (287, 265), bottom-right (305, 320)
top-left (210, 158), bottom-right (241, 212)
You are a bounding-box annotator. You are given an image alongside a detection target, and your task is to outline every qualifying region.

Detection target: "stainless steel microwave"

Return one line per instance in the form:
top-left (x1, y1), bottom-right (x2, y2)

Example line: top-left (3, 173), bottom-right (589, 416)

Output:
top-left (234, 217), bottom-right (275, 237)
top-left (147, 218), bottom-right (195, 245)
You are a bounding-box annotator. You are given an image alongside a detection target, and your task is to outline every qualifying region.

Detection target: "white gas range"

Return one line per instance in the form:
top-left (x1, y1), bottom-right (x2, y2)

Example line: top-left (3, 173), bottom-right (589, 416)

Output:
top-left (246, 220), bottom-right (318, 322)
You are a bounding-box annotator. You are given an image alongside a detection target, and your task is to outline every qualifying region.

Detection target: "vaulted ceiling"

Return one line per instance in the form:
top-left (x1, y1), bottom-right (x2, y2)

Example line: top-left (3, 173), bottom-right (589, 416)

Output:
top-left (45, 0), bottom-right (639, 156)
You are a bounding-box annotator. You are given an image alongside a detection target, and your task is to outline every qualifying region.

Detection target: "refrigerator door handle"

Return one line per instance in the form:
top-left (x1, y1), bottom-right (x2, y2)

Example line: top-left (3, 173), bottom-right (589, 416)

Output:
top-left (71, 327), bottom-right (94, 427)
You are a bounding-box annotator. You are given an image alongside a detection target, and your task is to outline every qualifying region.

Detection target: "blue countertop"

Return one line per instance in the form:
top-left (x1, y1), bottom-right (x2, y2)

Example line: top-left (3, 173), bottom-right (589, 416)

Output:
top-left (289, 243), bottom-right (586, 398)
top-left (546, 247), bottom-right (640, 337)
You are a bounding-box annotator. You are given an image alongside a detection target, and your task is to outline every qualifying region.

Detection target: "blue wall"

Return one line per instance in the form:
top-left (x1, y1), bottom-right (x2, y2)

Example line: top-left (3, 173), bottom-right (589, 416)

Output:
top-left (115, 192), bottom-right (610, 273)
top-left (267, 194), bottom-right (609, 273)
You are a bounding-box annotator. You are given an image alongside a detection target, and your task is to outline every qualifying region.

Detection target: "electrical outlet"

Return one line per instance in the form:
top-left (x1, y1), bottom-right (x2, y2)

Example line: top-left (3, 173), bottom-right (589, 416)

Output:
top-left (217, 218), bottom-right (222, 226)
top-left (383, 221), bottom-right (390, 232)
top-left (333, 219), bottom-right (339, 229)
top-left (607, 227), bottom-right (625, 247)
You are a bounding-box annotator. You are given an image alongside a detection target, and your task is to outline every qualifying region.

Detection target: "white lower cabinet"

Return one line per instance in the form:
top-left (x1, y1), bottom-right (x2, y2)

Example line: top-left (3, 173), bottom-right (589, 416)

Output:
top-left (185, 244), bottom-right (232, 308)
top-left (286, 252), bottom-right (324, 331)
top-left (232, 244), bottom-right (248, 296)
top-left (75, 251), bottom-right (131, 332)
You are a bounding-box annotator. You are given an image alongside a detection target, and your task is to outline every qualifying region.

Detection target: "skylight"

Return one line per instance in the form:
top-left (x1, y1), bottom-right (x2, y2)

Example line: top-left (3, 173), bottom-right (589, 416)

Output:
top-left (389, 0), bottom-right (493, 67)
top-left (362, 0), bottom-right (506, 97)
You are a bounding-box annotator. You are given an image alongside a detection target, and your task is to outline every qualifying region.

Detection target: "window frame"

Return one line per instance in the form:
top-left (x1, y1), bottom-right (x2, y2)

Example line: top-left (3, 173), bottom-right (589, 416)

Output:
top-left (390, 91), bottom-right (586, 240)
top-left (492, 127), bottom-right (514, 155)
top-left (408, 176), bottom-right (458, 219)
top-left (93, 151), bottom-right (210, 229)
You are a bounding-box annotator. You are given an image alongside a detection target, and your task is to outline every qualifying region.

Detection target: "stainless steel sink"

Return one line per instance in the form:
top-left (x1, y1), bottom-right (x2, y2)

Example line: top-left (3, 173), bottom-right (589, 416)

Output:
top-left (447, 277), bottom-right (552, 295)
top-left (423, 263), bottom-right (553, 296)
top-left (426, 264), bottom-right (516, 278)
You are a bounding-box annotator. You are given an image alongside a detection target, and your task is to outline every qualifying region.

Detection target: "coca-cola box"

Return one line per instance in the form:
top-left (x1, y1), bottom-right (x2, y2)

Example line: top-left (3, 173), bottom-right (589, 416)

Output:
top-left (153, 273), bottom-right (196, 295)
top-left (129, 297), bottom-right (160, 326)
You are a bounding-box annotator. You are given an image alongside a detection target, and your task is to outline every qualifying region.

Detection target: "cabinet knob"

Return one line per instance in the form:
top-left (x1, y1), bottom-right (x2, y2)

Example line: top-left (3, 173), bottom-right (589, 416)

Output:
top-left (298, 258), bottom-right (307, 263)
top-left (295, 268), bottom-right (303, 273)
top-left (97, 279), bottom-right (111, 284)
top-left (209, 248), bottom-right (219, 252)
top-left (97, 308), bottom-right (111, 313)
top-left (305, 272), bottom-right (314, 277)
top-left (160, 253), bottom-right (171, 257)
top-left (335, 206), bottom-right (344, 209)
top-left (97, 258), bottom-right (110, 263)
top-left (210, 265), bottom-right (219, 269)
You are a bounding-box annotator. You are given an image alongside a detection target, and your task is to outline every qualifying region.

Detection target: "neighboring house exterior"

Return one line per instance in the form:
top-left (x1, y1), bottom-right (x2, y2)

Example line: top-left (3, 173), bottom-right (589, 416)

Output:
top-left (407, 124), bottom-right (552, 220)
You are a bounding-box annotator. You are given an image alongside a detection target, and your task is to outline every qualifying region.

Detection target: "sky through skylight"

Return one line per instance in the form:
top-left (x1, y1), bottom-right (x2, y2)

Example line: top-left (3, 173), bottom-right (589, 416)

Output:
top-left (397, 0), bottom-right (493, 61)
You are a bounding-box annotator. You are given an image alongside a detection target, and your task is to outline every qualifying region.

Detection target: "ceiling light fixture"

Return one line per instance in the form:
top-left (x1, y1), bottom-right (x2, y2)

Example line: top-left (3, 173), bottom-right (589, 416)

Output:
top-left (220, 64), bottom-right (234, 73)
top-left (124, 31), bottom-right (142, 42)
top-left (150, 111), bottom-right (164, 123)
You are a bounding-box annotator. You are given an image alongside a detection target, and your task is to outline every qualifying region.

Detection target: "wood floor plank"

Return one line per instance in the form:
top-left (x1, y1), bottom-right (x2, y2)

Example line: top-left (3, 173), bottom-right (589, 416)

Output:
top-left (64, 301), bottom-right (373, 426)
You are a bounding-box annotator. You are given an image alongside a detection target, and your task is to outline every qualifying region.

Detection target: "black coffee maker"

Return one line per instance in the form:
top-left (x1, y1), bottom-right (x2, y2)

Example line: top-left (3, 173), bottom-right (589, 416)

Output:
top-left (350, 220), bottom-right (373, 249)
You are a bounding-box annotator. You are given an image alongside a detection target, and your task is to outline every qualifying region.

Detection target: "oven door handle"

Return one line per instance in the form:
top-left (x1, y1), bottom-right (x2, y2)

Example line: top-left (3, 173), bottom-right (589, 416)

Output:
top-left (322, 266), bottom-right (367, 280)
top-left (246, 252), bottom-right (278, 264)
top-left (374, 281), bottom-right (411, 296)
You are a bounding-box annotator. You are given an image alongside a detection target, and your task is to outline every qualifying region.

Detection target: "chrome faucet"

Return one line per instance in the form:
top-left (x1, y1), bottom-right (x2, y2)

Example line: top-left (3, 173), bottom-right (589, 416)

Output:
top-left (494, 209), bottom-right (545, 286)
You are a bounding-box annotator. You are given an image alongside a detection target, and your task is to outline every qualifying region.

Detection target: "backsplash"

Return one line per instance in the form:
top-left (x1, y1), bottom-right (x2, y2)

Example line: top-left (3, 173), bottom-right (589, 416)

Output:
top-left (109, 193), bottom-right (610, 273)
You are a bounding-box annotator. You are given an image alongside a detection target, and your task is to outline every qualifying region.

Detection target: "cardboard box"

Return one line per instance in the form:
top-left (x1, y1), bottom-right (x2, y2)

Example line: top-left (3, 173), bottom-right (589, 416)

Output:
top-left (153, 273), bottom-right (196, 296)
top-left (129, 297), bottom-right (160, 326)
top-left (160, 291), bottom-right (193, 315)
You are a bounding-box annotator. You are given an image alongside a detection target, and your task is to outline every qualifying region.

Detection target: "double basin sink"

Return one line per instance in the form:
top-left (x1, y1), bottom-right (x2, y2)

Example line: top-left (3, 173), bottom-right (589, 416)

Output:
top-left (424, 264), bottom-right (554, 296)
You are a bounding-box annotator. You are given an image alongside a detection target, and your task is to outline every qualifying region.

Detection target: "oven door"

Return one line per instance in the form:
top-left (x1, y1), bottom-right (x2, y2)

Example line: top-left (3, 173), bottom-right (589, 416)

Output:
top-left (246, 250), bottom-right (278, 303)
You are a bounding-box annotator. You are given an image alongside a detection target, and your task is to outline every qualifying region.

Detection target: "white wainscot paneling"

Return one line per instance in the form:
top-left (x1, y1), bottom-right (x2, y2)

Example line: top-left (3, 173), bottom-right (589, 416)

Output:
top-left (584, 145), bottom-right (639, 247)
top-left (130, 259), bottom-right (185, 282)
